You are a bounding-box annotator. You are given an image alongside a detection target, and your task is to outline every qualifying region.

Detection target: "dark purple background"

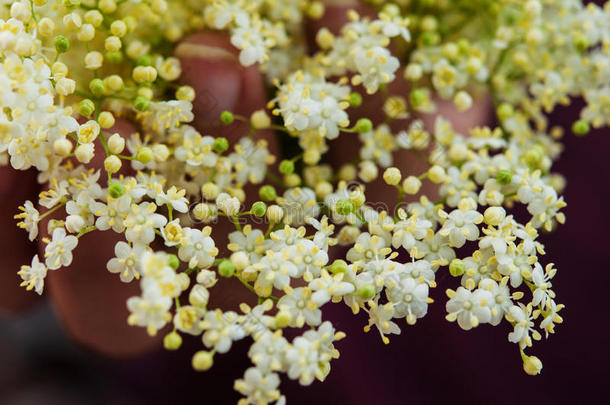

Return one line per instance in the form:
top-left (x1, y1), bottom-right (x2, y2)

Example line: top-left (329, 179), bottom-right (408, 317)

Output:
top-left (1, 100), bottom-right (609, 404)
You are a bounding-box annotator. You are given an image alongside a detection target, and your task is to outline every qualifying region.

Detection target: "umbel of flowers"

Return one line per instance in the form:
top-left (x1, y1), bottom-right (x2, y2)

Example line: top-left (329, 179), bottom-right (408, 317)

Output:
top-left (3, 0), bottom-right (608, 403)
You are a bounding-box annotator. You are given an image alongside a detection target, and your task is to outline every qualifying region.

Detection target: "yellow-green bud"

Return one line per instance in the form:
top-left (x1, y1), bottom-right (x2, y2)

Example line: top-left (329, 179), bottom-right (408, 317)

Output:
top-left (220, 110), bottom-right (234, 125)
top-left (251, 201), bottom-right (267, 217)
top-left (410, 89), bottom-right (426, 107)
top-left (449, 259), bottom-right (465, 277)
top-left (218, 259), bottom-right (235, 278)
top-left (523, 146), bottom-right (544, 169)
top-left (497, 103), bottom-right (514, 120)
top-left (137, 54), bottom-right (152, 66)
top-left (105, 51), bottom-right (123, 64)
top-left (134, 96), bottom-right (150, 112)
top-left (108, 181), bottom-right (126, 198)
top-left (168, 254), bottom-right (179, 270)
top-left (54, 35), bottom-right (70, 53)
top-left (259, 185), bottom-right (277, 201)
top-left (213, 137), bottom-right (229, 153)
top-left (572, 120), bottom-right (590, 136)
top-left (496, 169), bottom-right (512, 185)
top-left (192, 350), bottom-right (214, 371)
top-left (329, 259), bottom-right (348, 274)
top-left (78, 99), bottom-right (95, 118)
top-left (136, 146), bottom-right (153, 164)
top-left (354, 118), bottom-right (373, 133)
top-left (348, 92), bottom-right (362, 107)
top-left (357, 283), bottom-right (376, 300)
top-left (163, 331), bottom-right (182, 350)
top-left (335, 199), bottom-right (353, 215)
top-left (279, 160), bottom-right (295, 175)
top-left (522, 353), bottom-right (543, 375)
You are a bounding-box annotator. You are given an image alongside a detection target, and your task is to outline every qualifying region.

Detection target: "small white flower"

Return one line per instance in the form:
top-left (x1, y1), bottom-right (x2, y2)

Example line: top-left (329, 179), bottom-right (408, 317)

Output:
top-left (18, 255), bottom-right (47, 295)
top-left (44, 227), bottom-right (78, 270)
top-left (445, 287), bottom-right (493, 330)
top-left (201, 309), bottom-right (245, 353)
top-left (107, 241), bottom-right (145, 282)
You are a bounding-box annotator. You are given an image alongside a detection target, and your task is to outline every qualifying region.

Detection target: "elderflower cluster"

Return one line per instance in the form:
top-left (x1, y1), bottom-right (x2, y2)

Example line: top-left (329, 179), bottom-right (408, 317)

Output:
top-left (4, 0), bottom-right (609, 402)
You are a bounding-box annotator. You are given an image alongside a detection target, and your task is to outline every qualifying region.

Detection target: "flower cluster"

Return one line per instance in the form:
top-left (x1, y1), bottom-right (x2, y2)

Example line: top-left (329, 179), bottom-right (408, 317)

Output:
top-left (4, 0), bottom-right (609, 403)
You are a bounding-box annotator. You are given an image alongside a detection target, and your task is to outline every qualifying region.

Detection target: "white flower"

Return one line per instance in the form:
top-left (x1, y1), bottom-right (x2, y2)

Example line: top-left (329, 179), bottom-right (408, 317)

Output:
top-left (387, 277), bottom-right (429, 325)
top-left (308, 269), bottom-right (355, 306)
top-left (290, 239), bottom-right (328, 278)
top-left (173, 305), bottom-right (204, 335)
top-left (279, 187), bottom-right (320, 225)
top-left (277, 287), bottom-right (321, 328)
top-left (143, 100), bottom-right (194, 133)
top-left (127, 282), bottom-right (172, 336)
top-left (44, 227), bottom-right (78, 270)
top-left (531, 262), bottom-right (556, 308)
top-left (155, 186), bottom-right (189, 213)
top-left (91, 195), bottom-right (131, 233)
top-left (18, 255), bottom-right (47, 295)
top-left (234, 367), bottom-right (282, 404)
top-left (107, 241), bottom-right (145, 282)
top-left (229, 137), bottom-right (272, 185)
top-left (178, 227), bottom-right (218, 269)
top-left (123, 202), bottom-right (167, 244)
top-left (346, 232), bottom-right (390, 263)
top-left (248, 331), bottom-right (289, 372)
top-left (438, 202), bottom-right (483, 248)
top-left (507, 304), bottom-right (541, 348)
top-left (201, 309), bottom-right (245, 353)
top-left (445, 287), bottom-right (493, 330)
top-left (364, 298), bottom-right (401, 344)
top-left (353, 46), bottom-right (400, 94)
top-left (174, 126), bottom-right (217, 167)
top-left (216, 192), bottom-right (241, 216)
top-left (253, 250), bottom-right (298, 297)
top-left (15, 200), bottom-right (39, 241)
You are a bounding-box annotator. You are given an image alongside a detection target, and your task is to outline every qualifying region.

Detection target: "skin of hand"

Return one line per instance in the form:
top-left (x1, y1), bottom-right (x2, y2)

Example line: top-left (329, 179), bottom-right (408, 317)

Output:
top-left (0, 0), bottom-right (490, 357)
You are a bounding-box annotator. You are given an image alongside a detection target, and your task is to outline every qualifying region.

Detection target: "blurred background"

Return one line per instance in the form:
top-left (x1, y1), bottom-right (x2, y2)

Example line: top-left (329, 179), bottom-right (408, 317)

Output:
top-left (1, 101), bottom-right (609, 404)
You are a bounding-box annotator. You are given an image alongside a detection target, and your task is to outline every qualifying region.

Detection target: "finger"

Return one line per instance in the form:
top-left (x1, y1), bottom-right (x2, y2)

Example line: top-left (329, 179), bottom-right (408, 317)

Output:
top-left (176, 32), bottom-right (277, 310)
top-left (44, 119), bottom-right (162, 358)
top-left (0, 166), bottom-right (41, 315)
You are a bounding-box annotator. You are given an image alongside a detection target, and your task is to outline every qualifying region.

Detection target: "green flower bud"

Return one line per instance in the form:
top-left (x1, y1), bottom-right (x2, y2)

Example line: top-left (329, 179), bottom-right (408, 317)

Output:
top-left (134, 96), bottom-right (150, 112)
top-left (89, 78), bottom-right (106, 96)
top-left (220, 110), bottom-right (234, 125)
top-left (279, 160), bottom-right (295, 175)
top-left (105, 51), bottom-right (123, 64)
top-left (335, 198), bottom-right (353, 215)
top-left (137, 54), bottom-right (152, 66)
top-left (572, 120), bottom-right (590, 136)
top-left (354, 118), bottom-right (373, 133)
top-left (496, 169), bottom-right (512, 185)
top-left (497, 103), bottom-right (514, 120)
top-left (218, 259), bottom-right (235, 277)
top-left (168, 254), bottom-right (179, 270)
top-left (348, 92), bottom-right (362, 107)
top-left (329, 259), bottom-right (348, 274)
top-left (251, 201), bottom-right (267, 217)
top-left (136, 146), bottom-right (153, 164)
top-left (449, 259), bottom-right (465, 277)
top-left (410, 89), bottom-right (426, 108)
top-left (78, 99), bottom-right (95, 118)
top-left (421, 31), bottom-right (440, 46)
top-left (213, 137), bottom-right (229, 153)
top-left (54, 35), bottom-right (70, 53)
top-left (357, 283), bottom-right (376, 300)
top-left (259, 185), bottom-right (277, 201)
top-left (573, 33), bottom-right (589, 53)
top-left (108, 181), bottom-right (126, 198)
top-left (163, 331), bottom-right (182, 350)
